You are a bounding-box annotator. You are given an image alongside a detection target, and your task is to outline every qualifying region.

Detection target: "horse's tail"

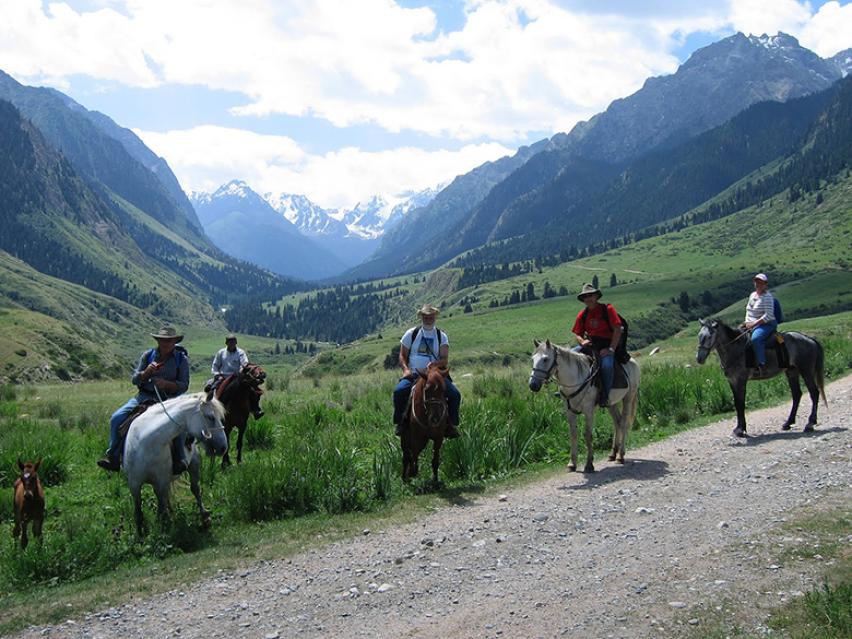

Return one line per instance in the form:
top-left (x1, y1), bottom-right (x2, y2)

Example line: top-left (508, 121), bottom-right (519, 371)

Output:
top-left (814, 339), bottom-right (828, 407)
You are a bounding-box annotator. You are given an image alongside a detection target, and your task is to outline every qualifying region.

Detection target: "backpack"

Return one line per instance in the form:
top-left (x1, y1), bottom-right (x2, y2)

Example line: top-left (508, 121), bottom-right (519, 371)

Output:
top-left (582, 304), bottom-right (631, 364)
top-left (773, 297), bottom-right (784, 324)
top-left (146, 345), bottom-right (187, 370)
top-left (409, 326), bottom-right (444, 361)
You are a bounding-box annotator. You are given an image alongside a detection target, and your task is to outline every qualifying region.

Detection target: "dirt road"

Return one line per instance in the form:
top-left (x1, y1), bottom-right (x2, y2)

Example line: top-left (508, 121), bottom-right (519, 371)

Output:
top-left (20, 376), bottom-right (852, 639)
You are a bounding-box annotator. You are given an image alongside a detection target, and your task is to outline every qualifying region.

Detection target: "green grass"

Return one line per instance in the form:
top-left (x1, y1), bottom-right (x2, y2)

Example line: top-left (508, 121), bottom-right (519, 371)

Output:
top-left (0, 311), bottom-right (849, 633)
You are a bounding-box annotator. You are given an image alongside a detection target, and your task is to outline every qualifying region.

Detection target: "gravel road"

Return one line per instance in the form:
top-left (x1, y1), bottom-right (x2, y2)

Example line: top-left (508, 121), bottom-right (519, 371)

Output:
top-left (19, 376), bottom-right (852, 639)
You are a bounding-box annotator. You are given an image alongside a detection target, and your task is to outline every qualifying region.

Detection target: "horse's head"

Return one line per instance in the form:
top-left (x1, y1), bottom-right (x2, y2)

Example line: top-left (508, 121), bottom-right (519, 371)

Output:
top-left (240, 363), bottom-right (266, 387)
top-left (189, 393), bottom-right (229, 457)
top-left (529, 339), bottom-right (556, 392)
top-left (696, 318), bottom-right (720, 365)
top-left (16, 459), bottom-right (42, 501)
top-left (414, 363), bottom-right (449, 428)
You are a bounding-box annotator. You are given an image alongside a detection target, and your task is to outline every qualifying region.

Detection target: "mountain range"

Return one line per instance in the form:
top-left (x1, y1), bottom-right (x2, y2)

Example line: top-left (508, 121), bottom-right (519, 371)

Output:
top-left (190, 182), bottom-right (441, 276)
top-left (347, 32), bottom-right (851, 279)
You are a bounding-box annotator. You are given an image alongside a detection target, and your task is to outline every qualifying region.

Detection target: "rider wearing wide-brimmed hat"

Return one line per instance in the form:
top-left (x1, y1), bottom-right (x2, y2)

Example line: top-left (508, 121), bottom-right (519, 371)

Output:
top-left (97, 326), bottom-right (191, 473)
top-left (393, 304), bottom-right (462, 438)
top-left (571, 283), bottom-right (623, 407)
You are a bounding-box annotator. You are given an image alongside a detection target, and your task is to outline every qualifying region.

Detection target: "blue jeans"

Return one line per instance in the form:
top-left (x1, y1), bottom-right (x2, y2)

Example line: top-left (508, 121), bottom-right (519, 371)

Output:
top-left (107, 397), bottom-right (140, 460)
top-left (751, 321), bottom-right (778, 366)
top-left (572, 346), bottom-right (614, 398)
top-left (393, 376), bottom-right (461, 425)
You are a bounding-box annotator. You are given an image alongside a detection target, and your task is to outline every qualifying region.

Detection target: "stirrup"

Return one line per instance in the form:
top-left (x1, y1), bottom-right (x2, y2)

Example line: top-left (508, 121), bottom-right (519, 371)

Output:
top-left (445, 424), bottom-right (460, 439)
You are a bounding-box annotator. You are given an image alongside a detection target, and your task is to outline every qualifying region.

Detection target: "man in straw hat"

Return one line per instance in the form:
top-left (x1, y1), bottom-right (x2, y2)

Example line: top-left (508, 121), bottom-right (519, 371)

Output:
top-left (393, 303), bottom-right (461, 438)
top-left (571, 283), bottom-right (623, 407)
top-left (97, 326), bottom-right (190, 473)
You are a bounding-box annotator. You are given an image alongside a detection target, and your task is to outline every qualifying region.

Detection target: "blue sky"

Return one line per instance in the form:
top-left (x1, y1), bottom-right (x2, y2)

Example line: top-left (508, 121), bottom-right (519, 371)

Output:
top-left (1, 0), bottom-right (850, 208)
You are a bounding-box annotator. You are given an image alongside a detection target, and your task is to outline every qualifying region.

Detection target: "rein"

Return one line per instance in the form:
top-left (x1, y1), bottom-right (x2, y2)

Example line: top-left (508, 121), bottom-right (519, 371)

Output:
top-left (153, 387), bottom-right (225, 437)
top-left (532, 349), bottom-right (599, 414)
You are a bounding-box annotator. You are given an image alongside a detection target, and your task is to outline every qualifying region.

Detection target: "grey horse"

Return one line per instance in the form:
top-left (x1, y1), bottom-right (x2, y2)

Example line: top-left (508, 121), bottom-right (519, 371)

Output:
top-left (696, 319), bottom-right (827, 437)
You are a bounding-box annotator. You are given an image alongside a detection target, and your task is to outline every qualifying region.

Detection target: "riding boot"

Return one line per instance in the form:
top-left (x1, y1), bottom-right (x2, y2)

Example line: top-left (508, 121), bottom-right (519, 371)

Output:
top-left (753, 365), bottom-right (766, 378)
top-left (445, 423), bottom-right (460, 439)
top-left (96, 456), bottom-right (120, 471)
top-left (395, 422), bottom-right (403, 437)
top-left (598, 392), bottom-right (609, 408)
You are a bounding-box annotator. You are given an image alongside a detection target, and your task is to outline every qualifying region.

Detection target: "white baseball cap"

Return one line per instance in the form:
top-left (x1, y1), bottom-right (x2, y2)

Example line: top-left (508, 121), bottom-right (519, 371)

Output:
top-left (753, 273), bottom-right (768, 282)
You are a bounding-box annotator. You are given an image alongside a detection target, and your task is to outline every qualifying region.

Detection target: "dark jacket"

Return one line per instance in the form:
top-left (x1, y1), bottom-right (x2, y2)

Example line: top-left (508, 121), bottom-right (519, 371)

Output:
top-left (131, 347), bottom-right (190, 401)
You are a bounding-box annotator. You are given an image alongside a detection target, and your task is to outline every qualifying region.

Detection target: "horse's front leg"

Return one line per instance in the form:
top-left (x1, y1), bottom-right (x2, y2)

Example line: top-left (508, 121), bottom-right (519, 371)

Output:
top-left (730, 377), bottom-right (748, 437)
top-left (583, 408), bottom-right (595, 473)
top-left (189, 454), bottom-right (212, 529)
top-left (801, 370), bottom-right (820, 431)
top-left (12, 510), bottom-right (21, 543)
top-left (19, 517), bottom-right (29, 550)
top-left (235, 423), bottom-right (246, 464)
top-left (607, 404), bottom-right (622, 462)
top-left (431, 437), bottom-right (443, 487)
top-left (221, 426), bottom-right (233, 468)
top-left (153, 478), bottom-right (171, 529)
top-left (781, 369), bottom-right (801, 430)
top-left (32, 513), bottom-right (43, 540)
top-left (565, 402), bottom-right (579, 472)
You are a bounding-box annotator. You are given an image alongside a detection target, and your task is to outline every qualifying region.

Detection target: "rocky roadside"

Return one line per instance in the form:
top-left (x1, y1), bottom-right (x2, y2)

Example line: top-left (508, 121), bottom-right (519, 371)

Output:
top-left (17, 376), bottom-right (852, 639)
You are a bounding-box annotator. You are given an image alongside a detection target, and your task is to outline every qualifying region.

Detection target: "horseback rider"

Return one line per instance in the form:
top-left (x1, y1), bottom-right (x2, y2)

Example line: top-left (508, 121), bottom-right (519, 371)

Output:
top-left (97, 326), bottom-right (190, 473)
top-left (571, 283), bottom-right (623, 407)
top-left (210, 334), bottom-right (263, 419)
top-left (741, 273), bottom-right (776, 377)
top-left (393, 304), bottom-right (461, 438)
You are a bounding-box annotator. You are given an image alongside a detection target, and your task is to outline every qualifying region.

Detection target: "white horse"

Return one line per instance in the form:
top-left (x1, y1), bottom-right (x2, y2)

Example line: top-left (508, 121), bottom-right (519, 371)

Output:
top-left (123, 391), bottom-right (228, 535)
top-left (529, 340), bottom-right (640, 472)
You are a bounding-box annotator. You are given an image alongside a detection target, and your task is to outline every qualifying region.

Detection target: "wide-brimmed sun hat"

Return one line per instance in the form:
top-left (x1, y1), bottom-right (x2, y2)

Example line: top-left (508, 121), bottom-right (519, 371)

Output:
top-left (417, 303), bottom-right (441, 317)
top-left (150, 326), bottom-right (184, 342)
top-left (576, 283), bottom-right (602, 301)
top-left (753, 273), bottom-right (768, 282)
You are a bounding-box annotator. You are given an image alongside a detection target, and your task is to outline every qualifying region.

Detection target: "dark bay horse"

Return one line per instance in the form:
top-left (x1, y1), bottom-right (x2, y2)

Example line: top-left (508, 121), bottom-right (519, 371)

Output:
top-left (401, 363), bottom-right (450, 484)
top-left (217, 364), bottom-right (266, 467)
top-left (13, 459), bottom-right (45, 549)
top-left (696, 319), bottom-right (827, 437)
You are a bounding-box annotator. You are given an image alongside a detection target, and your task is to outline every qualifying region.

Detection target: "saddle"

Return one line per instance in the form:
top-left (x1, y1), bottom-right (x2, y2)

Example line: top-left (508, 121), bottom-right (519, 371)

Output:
top-left (577, 347), bottom-right (628, 404)
top-left (116, 400), bottom-right (156, 439)
top-left (745, 332), bottom-right (790, 369)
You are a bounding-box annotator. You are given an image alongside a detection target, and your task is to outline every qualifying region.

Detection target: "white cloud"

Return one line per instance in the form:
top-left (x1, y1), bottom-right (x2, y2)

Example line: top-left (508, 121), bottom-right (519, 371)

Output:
top-left (136, 125), bottom-right (512, 208)
top-left (799, 1), bottom-right (852, 56)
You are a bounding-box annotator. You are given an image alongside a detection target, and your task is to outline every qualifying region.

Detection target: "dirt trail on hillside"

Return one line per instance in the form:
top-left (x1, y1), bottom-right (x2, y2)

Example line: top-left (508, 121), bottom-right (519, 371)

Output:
top-left (19, 377), bottom-right (852, 639)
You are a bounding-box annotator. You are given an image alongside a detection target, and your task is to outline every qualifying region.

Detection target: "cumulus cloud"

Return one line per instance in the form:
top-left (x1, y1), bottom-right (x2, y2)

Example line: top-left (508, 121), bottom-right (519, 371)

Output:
top-left (136, 125), bottom-right (512, 208)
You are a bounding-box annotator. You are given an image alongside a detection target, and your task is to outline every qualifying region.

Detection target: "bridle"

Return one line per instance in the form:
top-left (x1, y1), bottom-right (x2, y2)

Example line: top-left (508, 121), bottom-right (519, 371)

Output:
top-left (531, 346), bottom-right (600, 414)
top-left (411, 379), bottom-right (448, 428)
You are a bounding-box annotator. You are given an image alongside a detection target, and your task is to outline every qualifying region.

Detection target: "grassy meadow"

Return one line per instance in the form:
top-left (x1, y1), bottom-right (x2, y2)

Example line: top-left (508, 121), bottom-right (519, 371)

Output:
top-left (0, 309), bottom-right (850, 633)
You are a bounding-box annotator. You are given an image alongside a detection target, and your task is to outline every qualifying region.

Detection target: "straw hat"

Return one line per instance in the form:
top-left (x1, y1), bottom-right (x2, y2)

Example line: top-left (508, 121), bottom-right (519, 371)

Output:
top-left (417, 303), bottom-right (441, 317)
top-left (150, 326), bottom-right (184, 342)
top-left (576, 283), bottom-right (602, 301)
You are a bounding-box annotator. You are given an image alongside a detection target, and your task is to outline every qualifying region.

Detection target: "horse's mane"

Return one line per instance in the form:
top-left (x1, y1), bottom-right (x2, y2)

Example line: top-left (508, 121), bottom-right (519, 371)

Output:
top-left (708, 318), bottom-right (743, 339)
top-left (154, 392), bottom-right (226, 422)
top-left (554, 344), bottom-right (590, 376)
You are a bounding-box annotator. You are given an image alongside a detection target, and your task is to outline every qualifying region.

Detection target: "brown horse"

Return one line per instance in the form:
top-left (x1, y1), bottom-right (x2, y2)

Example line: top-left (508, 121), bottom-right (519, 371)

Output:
top-left (13, 459), bottom-right (45, 549)
top-left (218, 363), bottom-right (266, 467)
top-left (401, 363), bottom-right (450, 484)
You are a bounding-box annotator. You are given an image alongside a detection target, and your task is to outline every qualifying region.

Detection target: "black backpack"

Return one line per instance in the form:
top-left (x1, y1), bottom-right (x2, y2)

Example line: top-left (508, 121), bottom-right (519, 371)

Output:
top-left (581, 304), bottom-right (630, 364)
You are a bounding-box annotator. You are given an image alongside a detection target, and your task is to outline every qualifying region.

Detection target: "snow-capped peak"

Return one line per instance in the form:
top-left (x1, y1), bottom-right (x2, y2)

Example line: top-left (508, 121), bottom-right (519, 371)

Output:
top-left (748, 32), bottom-right (799, 50)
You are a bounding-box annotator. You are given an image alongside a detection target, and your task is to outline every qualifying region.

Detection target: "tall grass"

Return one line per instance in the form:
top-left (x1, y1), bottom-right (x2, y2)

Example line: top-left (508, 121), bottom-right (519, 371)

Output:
top-left (0, 329), bottom-right (849, 595)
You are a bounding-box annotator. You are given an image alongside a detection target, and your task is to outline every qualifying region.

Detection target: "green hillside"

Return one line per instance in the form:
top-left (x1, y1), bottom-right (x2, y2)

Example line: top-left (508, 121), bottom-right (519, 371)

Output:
top-left (302, 170), bottom-right (852, 376)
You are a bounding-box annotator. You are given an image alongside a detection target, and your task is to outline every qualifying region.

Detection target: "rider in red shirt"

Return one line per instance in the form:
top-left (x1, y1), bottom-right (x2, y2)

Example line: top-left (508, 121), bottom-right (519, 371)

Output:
top-left (571, 283), bottom-right (622, 406)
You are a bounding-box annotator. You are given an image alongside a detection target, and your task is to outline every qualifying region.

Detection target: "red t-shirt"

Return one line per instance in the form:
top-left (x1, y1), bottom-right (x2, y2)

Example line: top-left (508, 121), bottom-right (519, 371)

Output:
top-left (572, 303), bottom-right (621, 339)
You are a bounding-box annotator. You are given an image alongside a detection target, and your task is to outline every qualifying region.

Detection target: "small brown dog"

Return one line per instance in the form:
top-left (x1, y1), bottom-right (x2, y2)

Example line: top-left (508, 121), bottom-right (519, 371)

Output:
top-left (13, 459), bottom-right (45, 549)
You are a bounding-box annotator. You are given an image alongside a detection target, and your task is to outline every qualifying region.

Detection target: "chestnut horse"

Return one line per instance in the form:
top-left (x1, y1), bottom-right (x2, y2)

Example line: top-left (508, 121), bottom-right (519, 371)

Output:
top-left (217, 363), bottom-right (266, 467)
top-left (401, 363), bottom-right (450, 484)
top-left (13, 459), bottom-right (45, 549)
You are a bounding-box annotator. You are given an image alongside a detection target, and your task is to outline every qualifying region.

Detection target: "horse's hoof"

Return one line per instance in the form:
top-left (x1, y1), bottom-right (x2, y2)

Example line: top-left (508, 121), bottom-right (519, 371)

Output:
top-left (780, 423), bottom-right (792, 431)
top-left (617, 458), bottom-right (625, 465)
top-left (607, 454), bottom-right (617, 462)
top-left (584, 464), bottom-right (595, 473)
top-left (567, 464), bottom-right (576, 472)
top-left (804, 423), bottom-right (816, 432)
top-left (732, 428), bottom-right (747, 438)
